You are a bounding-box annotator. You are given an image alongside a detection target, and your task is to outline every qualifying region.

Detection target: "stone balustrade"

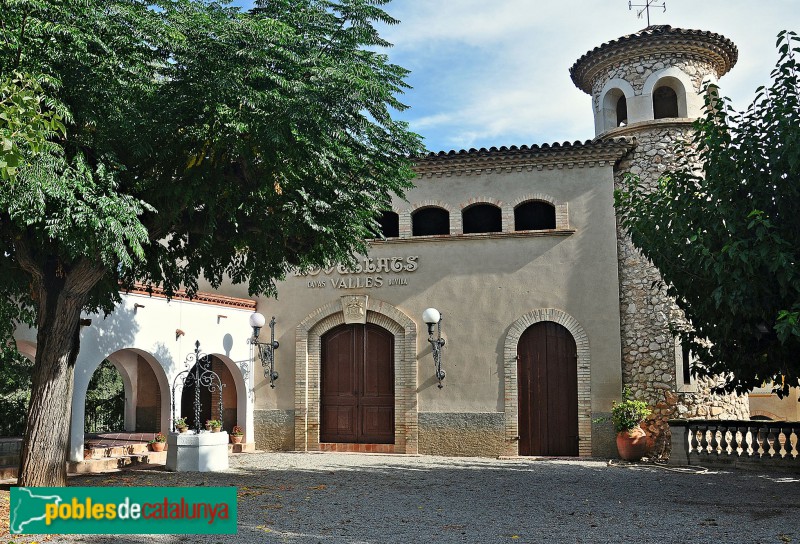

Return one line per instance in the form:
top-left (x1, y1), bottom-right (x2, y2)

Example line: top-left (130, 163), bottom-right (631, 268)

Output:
top-left (669, 419), bottom-right (800, 471)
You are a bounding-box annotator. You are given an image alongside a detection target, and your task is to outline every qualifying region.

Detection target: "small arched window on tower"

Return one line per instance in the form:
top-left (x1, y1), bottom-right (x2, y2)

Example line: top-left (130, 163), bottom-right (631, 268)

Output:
top-left (653, 85), bottom-right (679, 119)
top-left (616, 95), bottom-right (628, 127)
top-left (601, 87), bottom-right (629, 132)
top-left (462, 203), bottom-right (502, 234)
top-left (412, 207), bottom-right (450, 236)
top-left (371, 210), bottom-right (399, 239)
top-left (514, 201), bottom-right (556, 231)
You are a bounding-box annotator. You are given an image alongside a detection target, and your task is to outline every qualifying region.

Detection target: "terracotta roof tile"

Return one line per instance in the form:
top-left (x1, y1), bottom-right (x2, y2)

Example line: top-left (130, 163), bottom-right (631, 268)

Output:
top-left (570, 25), bottom-right (738, 94)
top-left (125, 283), bottom-right (257, 310)
top-left (413, 138), bottom-right (634, 177)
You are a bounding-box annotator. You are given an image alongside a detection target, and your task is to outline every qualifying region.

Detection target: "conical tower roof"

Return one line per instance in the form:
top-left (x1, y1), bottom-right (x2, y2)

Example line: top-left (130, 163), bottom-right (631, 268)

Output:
top-left (570, 25), bottom-right (738, 94)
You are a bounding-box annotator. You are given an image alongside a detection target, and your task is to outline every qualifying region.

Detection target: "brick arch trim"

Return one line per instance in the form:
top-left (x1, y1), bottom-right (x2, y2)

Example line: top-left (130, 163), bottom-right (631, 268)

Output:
top-left (502, 308), bottom-right (591, 456)
top-left (458, 197), bottom-right (504, 211)
top-left (750, 410), bottom-right (780, 421)
top-left (407, 199), bottom-right (454, 214)
top-left (510, 193), bottom-right (561, 207)
top-left (294, 298), bottom-right (418, 453)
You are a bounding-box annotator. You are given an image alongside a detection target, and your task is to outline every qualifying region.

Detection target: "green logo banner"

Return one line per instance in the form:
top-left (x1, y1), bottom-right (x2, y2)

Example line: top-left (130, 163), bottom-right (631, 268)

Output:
top-left (9, 487), bottom-right (237, 534)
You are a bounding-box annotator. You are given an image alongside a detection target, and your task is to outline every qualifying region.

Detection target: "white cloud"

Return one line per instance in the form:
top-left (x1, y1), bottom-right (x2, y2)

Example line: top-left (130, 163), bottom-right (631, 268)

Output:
top-left (380, 0), bottom-right (800, 152)
top-left (236, 0), bottom-right (800, 152)
top-left (383, 0), bottom-right (565, 47)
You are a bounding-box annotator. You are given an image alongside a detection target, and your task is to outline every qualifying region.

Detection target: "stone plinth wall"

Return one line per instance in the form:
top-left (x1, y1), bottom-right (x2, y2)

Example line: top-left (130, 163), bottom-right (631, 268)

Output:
top-left (254, 409), bottom-right (295, 451)
top-left (591, 416), bottom-right (618, 458)
top-left (418, 412), bottom-right (505, 457)
top-left (252, 411), bottom-right (511, 457)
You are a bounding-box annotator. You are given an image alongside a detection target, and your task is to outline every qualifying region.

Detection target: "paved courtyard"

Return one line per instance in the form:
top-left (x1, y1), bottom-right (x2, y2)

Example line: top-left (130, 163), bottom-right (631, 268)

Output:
top-left (3, 452), bottom-right (799, 543)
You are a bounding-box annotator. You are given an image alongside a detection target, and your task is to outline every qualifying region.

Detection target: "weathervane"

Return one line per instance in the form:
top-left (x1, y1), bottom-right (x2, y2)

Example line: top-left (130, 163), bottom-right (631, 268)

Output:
top-left (629, 0), bottom-right (666, 27)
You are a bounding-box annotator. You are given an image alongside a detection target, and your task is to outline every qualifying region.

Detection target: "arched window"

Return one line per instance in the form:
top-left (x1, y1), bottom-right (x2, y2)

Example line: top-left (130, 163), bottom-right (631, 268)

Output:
top-left (412, 207), bottom-right (449, 236)
top-left (616, 95), bottom-right (628, 127)
top-left (653, 86), bottom-right (679, 119)
top-left (600, 86), bottom-right (631, 132)
top-left (514, 201), bottom-right (556, 231)
top-left (372, 211), bottom-right (399, 238)
top-left (462, 203), bottom-right (502, 234)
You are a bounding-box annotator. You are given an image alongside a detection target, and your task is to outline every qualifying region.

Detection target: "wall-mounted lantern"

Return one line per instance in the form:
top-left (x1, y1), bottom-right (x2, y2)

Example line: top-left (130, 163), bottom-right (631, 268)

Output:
top-left (422, 307), bottom-right (446, 389)
top-left (248, 312), bottom-right (280, 388)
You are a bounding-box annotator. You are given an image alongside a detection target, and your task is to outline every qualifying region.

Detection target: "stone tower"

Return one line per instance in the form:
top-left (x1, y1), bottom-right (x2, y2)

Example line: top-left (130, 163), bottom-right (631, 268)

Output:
top-left (570, 26), bottom-right (749, 456)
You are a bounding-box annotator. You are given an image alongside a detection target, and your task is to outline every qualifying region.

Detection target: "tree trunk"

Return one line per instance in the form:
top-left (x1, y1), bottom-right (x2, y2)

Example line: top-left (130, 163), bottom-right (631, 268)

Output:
top-left (15, 254), bottom-right (105, 487)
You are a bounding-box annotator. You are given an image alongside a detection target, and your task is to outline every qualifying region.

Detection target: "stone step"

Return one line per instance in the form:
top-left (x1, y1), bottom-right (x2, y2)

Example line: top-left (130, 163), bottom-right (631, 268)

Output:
top-left (70, 451), bottom-right (168, 474)
top-left (0, 444), bottom-right (256, 482)
top-left (0, 450), bottom-right (170, 481)
top-left (83, 443), bottom-right (150, 459)
top-left (0, 465), bottom-right (17, 481)
top-left (229, 442), bottom-right (255, 454)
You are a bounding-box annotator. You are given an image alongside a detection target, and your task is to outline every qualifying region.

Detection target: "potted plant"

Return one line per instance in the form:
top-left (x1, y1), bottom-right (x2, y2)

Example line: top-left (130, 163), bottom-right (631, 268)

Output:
top-left (608, 387), bottom-right (652, 461)
top-left (149, 432), bottom-right (167, 452)
top-left (173, 417), bottom-right (188, 433)
top-left (230, 425), bottom-right (244, 444)
top-left (207, 419), bottom-right (222, 433)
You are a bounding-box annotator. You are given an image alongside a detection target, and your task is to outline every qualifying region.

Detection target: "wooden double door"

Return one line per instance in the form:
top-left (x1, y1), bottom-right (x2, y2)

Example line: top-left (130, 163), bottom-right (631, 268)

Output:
top-left (320, 324), bottom-right (395, 444)
top-left (517, 322), bottom-right (578, 456)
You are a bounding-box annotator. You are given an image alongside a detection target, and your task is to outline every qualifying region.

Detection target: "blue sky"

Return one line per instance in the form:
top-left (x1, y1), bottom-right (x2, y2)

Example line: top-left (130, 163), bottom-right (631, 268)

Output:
top-left (231, 0), bottom-right (800, 153)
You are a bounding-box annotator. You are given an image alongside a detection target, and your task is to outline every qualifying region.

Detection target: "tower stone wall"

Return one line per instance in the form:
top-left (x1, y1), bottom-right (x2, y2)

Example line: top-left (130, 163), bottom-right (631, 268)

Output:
top-left (571, 26), bottom-right (750, 458)
top-left (612, 125), bottom-right (749, 456)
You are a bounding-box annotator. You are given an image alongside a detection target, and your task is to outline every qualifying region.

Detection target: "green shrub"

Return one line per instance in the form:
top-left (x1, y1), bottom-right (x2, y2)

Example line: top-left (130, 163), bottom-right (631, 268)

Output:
top-left (609, 387), bottom-right (652, 433)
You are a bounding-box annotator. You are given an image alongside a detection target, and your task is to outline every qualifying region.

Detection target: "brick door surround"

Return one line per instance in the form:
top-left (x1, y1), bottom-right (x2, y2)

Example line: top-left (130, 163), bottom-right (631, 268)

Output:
top-left (503, 309), bottom-right (592, 457)
top-left (294, 298), bottom-right (418, 453)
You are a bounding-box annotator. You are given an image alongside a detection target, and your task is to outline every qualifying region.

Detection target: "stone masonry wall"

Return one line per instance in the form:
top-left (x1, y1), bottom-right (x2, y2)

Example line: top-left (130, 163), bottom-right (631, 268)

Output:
top-left (254, 409), bottom-right (295, 451)
top-left (591, 57), bottom-right (713, 113)
top-left (612, 126), bottom-right (749, 459)
top-left (418, 413), bottom-right (505, 457)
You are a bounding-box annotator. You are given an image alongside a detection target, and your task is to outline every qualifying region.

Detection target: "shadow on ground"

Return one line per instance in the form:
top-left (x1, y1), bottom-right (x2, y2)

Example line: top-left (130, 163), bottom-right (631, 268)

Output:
top-left (3, 453), bottom-right (800, 544)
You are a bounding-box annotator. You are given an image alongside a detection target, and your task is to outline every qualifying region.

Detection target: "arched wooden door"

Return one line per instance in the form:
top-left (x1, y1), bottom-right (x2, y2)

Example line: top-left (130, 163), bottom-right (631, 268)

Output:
top-left (321, 324), bottom-right (395, 444)
top-left (517, 321), bottom-right (578, 456)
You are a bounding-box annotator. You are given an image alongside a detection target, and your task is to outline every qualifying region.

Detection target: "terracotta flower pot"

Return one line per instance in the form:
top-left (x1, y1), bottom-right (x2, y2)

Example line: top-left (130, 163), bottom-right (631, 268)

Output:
top-left (178, 426), bottom-right (188, 433)
top-left (212, 426), bottom-right (221, 433)
top-left (150, 441), bottom-right (166, 452)
top-left (616, 425), bottom-right (650, 461)
top-left (230, 435), bottom-right (243, 444)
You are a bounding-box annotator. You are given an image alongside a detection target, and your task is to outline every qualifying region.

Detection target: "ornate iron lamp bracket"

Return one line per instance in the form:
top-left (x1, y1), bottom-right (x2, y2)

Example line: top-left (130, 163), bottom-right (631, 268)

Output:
top-left (428, 317), bottom-right (446, 389)
top-left (248, 316), bottom-right (280, 388)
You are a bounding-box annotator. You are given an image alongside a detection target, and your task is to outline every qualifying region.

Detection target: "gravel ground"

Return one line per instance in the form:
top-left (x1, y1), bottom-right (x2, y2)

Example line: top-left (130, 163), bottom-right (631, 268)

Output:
top-left (3, 452), bottom-right (800, 544)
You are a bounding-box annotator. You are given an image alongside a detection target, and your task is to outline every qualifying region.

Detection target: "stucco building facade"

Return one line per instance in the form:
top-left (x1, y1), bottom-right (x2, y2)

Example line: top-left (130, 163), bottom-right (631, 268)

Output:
top-left (13, 25), bottom-right (765, 461)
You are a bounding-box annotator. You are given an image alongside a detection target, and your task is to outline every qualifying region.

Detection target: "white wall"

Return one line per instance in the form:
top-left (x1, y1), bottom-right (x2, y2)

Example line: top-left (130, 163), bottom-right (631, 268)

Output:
top-left (15, 292), bottom-right (255, 462)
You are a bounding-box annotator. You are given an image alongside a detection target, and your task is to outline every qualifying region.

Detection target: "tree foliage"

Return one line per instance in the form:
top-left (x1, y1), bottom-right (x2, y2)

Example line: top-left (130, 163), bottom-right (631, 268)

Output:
top-left (0, 0), bottom-right (422, 485)
top-left (0, 72), bottom-right (67, 180)
top-left (1, 0), bottom-right (422, 309)
top-left (615, 31), bottom-right (800, 396)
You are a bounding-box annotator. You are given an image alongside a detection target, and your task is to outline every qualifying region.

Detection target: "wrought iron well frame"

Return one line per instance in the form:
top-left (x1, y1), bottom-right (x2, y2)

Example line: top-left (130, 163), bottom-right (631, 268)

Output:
top-left (171, 340), bottom-right (225, 433)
